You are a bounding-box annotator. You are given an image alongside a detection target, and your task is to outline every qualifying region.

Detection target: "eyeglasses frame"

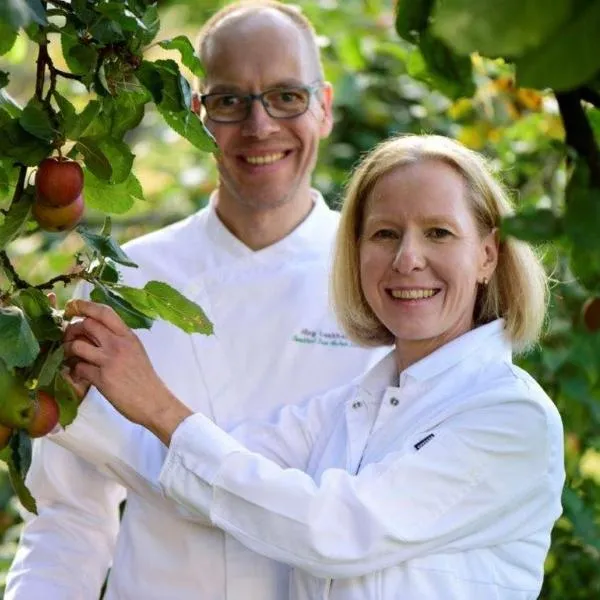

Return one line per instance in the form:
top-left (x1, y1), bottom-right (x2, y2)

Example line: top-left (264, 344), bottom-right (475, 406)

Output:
top-left (200, 82), bottom-right (324, 124)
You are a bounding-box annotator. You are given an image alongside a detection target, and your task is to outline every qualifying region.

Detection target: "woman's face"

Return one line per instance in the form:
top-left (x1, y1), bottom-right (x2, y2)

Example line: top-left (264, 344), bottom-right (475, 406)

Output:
top-left (359, 159), bottom-right (498, 367)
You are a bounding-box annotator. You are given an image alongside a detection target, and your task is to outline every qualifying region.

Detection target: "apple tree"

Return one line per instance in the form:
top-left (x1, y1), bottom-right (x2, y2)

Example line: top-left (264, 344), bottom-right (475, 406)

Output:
top-left (0, 0), bottom-right (215, 513)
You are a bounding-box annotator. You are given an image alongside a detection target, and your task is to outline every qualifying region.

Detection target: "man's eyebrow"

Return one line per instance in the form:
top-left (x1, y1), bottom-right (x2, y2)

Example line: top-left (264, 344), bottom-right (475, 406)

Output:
top-left (204, 80), bottom-right (308, 94)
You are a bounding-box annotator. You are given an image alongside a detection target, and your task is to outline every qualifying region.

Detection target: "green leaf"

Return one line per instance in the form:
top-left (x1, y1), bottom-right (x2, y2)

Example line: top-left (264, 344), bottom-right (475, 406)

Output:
top-left (5, 431), bottom-right (37, 514)
top-left (564, 163), bottom-right (600, 290)
top-left (515, 2), bottom-right (600, 91)
top-left (89, 18), bottom-right (124, 45)
top-left (13, 288), bottom-right (63, 341)
top-left (0, 21), bottom-right (18, 56)
top-left (395, 0), bottom-right (434, 43)
top-left (0, 194), bottom-right (33, 249)
top-left (95, 2), bottom-right (148, 32)
top-left (77, 226), bottom-right (138, 268)
top-left (416, 32), bottom-right (475, 99)
top-left (61, 25), bottom-right (97, 75)
top-left (501, 209), bottom-right (564, 243)
top-left (0, 0), bottom-right (46, 29)
top-left (36, 344), bottom-right (64, 388)
top-left (0, 71), bottom-right (9, 91)
top-left (19, 98), bottom-right (55, 142)
top-left (137, 59), bottom-right (186, 113)
top-left (159, 35), bottom-right (205, 78)
top-left (432, 0), bottom-right (573, 58)
top-left (95, 259), bottom-right (120, 284)
top-left (53, 370), bottom-right (79, 428)
top-left (0, 306), bottom-right (40, 368)
top-left (98, 138), bottom-right (135, 184)
top-left (53, 92), bottom-right (77, 139)
top-left (139, 3), bottom-right (160, 45)
top-left (68, 100), bottom-right (103, 140)
top-left (562, 486), bottom-right (600, 552)
top-left (103, 90), bottom-right (149, 138)
top-left (0, 119), bottom-right (52, 166)
top-left (0, 89), bottom-right (21, 118)
top-left (90, 285), bottom-right (154, 330)
top-left (115, 281), bottom-right (213, 335)
top-left (83, 170), bottom-right (144, 214)
top-left (158, 107), bottom-right (218, 153)
top-left (76, 137), bottom-right (112, 181)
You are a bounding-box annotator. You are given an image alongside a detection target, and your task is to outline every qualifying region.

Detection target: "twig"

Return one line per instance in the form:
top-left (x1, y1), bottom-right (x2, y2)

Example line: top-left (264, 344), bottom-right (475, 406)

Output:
top-left (556, 90), bottom-right (600, 188)
top-left (34, 272), bottom-right (86, 291)
top-left (53, 68), bottom-right (83, 81)
top-left (0, 252), bottom-right (31, 289)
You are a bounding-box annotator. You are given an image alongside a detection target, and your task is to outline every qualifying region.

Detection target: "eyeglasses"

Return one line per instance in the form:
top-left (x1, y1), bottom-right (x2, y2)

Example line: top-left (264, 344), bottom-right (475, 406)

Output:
top-left (200, 83), bottom-right (322, 124)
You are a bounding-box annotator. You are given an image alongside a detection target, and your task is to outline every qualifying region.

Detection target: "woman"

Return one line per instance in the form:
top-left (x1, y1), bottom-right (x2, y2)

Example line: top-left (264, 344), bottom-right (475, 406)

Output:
top-left (62, 134), bottom-right (564, 599)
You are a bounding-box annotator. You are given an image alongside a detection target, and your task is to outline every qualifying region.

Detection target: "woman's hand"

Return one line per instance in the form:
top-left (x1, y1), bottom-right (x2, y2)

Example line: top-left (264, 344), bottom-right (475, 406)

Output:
top-left (63, 299), bottom-right (192, 445)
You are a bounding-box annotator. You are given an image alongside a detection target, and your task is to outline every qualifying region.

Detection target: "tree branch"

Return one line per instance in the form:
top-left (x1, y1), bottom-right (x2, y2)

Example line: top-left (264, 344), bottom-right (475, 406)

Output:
top-left (34, 273), bottom-right (84, 291)
top-left (0, 252), bottom-right (31, 289)
top-left (556, 90), bottom-right (600, 188)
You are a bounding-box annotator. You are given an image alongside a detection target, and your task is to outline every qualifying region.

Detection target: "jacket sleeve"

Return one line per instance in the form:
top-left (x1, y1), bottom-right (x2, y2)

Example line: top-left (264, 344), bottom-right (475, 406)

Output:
top-left (5, 437), bottom-right (126, 599)
top-left (159, 394), bottom-right (563, 579)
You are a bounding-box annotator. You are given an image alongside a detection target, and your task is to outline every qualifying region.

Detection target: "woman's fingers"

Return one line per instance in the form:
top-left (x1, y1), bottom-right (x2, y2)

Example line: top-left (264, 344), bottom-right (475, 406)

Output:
top-left (64, 317), bottom-right (110, 347)
top-left (63, 337), bottom-right (105, 366)
top-left (65, 299), bottom-right (128, 336)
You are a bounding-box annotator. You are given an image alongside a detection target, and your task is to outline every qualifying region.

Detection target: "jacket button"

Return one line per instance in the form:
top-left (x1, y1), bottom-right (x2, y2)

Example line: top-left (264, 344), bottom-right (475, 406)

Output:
top-left (352, 401), bottom-right (362, 409)
top-left (390, 397), bottom-right (399, 406)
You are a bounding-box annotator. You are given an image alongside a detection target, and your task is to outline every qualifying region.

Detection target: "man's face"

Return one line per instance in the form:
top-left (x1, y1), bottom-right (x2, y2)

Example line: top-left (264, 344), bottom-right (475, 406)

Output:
top-left (198, 13), bottom-right (333, 213)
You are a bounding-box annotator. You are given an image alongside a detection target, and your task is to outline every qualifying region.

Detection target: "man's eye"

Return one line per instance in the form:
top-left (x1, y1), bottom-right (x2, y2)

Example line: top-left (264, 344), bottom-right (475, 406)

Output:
top-left (216, 95), bottom-right (242, 108)
top-left (279, 91), bottom-right (302, 103)
top-left (428, 228), bottom-right (452, 240)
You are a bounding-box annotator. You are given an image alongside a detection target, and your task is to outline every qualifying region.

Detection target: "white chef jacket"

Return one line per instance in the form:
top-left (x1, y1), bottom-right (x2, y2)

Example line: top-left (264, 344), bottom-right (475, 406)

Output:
top-left (6, 191), bottom-right (385, 600)
top-left (150, 320), bottom-right (564, 599)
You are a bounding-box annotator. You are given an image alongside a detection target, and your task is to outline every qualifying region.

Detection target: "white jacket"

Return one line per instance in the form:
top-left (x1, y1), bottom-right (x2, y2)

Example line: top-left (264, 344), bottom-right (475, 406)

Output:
top-left (61, 319), bottom-right (563, 600)
top-left (6, 193), bottom-right (385, 600)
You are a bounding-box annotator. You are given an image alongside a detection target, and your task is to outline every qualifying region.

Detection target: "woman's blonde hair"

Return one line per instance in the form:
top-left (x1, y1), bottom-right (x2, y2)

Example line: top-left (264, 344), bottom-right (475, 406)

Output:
top-left (332, 134), bottom-right (548, 352)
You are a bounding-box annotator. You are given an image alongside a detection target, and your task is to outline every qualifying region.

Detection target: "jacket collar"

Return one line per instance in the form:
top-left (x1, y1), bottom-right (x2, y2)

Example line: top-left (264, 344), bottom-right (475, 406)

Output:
top-left (357, 320), bottom-right (511, 399)
top-left (203, 189), bottom-right (336, 262)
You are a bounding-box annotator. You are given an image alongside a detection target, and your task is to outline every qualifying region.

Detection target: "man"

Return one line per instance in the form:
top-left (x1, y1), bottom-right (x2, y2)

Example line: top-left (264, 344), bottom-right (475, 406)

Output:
top-left (6, 1), bottom-right (384, 598)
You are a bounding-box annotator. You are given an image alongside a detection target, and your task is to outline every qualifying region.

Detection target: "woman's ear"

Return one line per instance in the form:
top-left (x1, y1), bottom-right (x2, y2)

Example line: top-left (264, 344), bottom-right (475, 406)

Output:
top-left (480, 228), bottom-right (499, 280)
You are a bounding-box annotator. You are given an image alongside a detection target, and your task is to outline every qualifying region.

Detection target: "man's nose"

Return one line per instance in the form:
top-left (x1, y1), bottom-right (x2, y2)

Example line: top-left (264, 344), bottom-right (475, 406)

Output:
top-left (391, 235), bottom-right (426, 273)
top-left (241, 99), bottom-right (280, 138)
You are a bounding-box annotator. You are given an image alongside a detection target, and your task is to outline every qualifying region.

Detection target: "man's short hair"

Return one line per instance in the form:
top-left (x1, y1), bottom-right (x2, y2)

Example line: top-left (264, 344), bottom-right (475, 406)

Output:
top-left (194, 0), bottom-right (324, 90)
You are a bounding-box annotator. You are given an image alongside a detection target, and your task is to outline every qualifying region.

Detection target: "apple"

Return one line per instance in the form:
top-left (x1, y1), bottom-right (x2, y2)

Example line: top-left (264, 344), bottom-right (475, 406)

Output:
top-left (0, 423), bottom-right (12, 450)
top-left (26, 391), bottom-right (60, 438)
top-left (582, 297), bottom-right (600, 332)
top-left (33, 193), bottom-right (85, 232)
top-left (0, 383), bottom-right (35, 429)
top-left (35, 158), bottom-right (84, 207)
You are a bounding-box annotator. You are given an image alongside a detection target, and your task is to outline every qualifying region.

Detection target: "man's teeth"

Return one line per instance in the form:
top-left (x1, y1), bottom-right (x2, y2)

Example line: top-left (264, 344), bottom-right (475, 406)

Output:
top-left (390, 289), bottom-right (437, 300)
top-left (244, 153), bottom-right (285, 165)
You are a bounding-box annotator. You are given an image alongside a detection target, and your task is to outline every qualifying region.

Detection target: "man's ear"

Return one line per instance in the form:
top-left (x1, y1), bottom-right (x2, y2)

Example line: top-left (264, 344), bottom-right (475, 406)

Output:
top-left (191, 92), bottom-right (201, 115)
top-left (319, 82), bottom-right (334, 138)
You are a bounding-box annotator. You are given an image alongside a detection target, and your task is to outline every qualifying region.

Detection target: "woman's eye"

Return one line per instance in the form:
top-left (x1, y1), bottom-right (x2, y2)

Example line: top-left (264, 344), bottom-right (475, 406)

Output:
top-left (371, 229), bottom-right (398, 240)
top-left (428, 228), bottom-right (452, 240)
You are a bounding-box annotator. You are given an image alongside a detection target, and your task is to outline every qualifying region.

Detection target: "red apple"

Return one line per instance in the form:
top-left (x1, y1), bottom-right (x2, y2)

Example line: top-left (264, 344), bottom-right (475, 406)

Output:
top-left (582, 297), bottom-right (600, 332)
top-left (35, 158), bottom-right (84, 207)
top-left (26, 391), bottom-right (60, 438)
top-left (0, 423), bottom-right (12, 450)
top-left (33, 193), bottom-right (85, 232)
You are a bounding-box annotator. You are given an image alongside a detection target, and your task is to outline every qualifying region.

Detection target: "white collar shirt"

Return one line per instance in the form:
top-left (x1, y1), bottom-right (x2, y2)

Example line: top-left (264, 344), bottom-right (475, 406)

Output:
top-left (7, 191), bottom-right (387, 600)
top-left (157, 320), bottom-right (565, 600)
